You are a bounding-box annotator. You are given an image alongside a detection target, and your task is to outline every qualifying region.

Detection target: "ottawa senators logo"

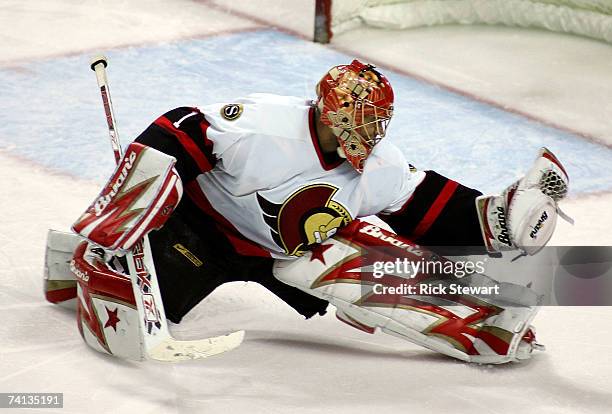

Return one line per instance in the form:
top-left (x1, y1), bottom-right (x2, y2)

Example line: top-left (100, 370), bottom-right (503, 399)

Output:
top-left (257, 184), bottom-right (352, 257)
top-left (220, 104), bottom-right (243, 121)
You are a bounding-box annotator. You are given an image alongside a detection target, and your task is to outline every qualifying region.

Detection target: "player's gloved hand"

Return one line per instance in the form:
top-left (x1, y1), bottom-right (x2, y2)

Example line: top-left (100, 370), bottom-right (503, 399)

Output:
top-left (72, 142), bottom-right (183, 253)
top-left (476, 147), bottom-right (571, 255)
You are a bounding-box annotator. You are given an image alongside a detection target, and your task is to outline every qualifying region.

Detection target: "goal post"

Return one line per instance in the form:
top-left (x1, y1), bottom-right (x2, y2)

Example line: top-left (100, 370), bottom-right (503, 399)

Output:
top-left (314, 0), bottom-right (612, 44)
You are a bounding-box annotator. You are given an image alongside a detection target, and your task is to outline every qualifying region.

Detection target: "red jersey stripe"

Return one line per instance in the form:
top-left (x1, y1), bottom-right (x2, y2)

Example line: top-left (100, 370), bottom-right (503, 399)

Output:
top-left (411, 180), bottom-right (459, 239)
top-left (155, 116), bottom-right (213, 173)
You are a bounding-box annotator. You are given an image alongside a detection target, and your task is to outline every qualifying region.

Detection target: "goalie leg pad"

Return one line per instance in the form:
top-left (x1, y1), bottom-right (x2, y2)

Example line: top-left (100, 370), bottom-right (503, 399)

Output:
top-left (72, 142), bottom-right (183, 252)
top-left (72, 241), bottom-right (144, 361)
top-left (273, 219), bottom-right (542, 364)
top-left (44, 230), bottom-right (83, 309)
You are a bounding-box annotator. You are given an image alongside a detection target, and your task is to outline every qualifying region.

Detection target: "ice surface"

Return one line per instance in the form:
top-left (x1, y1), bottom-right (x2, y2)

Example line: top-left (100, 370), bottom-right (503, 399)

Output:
top-left (1, 1), bottom-right (611, 413)
top-left (1, 31), bottom-right (611, 194)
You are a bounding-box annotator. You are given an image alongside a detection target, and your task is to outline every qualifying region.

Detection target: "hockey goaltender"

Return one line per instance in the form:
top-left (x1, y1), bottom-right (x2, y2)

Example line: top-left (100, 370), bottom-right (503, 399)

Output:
top-left (47, 59), bottom-right (570, 364)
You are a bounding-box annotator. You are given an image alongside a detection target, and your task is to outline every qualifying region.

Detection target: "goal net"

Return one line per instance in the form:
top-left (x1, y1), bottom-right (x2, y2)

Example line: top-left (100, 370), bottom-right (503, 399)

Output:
top-left (314, 0), bottom-right (612, 43)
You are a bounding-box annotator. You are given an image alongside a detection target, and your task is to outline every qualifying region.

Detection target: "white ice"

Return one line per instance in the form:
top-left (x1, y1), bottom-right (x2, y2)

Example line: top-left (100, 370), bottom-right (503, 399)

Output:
top-left (1, 1), bottom-right (612, 413)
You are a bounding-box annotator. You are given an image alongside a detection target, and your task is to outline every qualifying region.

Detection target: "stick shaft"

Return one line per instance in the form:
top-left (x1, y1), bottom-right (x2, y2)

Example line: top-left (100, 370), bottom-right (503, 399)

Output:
top-left (91, 56), bottom-right (122, 164)
top-left (88, 56), bottom-right (243, 361)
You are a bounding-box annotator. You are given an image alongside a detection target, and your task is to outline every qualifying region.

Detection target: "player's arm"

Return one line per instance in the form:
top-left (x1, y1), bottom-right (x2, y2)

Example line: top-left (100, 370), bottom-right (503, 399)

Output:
top-left (379, 148), bottom-right (569, 255)
top-left (379, 170), bottom-right (485, 248)
top-left (135, 107), bottom-right (218, 182)
top-left (72, 107), bottom-right (216, 251)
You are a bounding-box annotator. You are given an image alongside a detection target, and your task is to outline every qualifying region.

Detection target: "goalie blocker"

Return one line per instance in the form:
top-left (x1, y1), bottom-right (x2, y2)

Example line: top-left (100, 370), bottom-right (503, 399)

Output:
top-left (72, 142), bottom-right (182, 252)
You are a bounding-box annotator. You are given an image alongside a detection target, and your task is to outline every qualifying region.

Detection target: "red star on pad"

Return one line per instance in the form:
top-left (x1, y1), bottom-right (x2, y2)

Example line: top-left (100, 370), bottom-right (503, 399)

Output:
top-left (310, 243), bottom-right (333, 265)
top-left (104, 306), bottom-right (121, 332)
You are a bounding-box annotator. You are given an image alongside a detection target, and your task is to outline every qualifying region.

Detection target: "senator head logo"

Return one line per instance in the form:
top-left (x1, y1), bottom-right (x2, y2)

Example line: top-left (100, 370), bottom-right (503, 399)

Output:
top-left (257, 184), bottom-right (352, 257)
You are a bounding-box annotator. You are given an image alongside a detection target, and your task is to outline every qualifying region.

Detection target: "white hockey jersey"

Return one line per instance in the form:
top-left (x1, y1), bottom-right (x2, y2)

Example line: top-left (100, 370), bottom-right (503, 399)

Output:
top-left (187, 93), bottom-right (425, 259)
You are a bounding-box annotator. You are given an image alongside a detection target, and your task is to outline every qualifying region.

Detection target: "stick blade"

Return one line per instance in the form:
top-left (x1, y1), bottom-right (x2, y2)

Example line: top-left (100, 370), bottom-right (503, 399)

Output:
top-left (147, 330), bottom-right (245, 362)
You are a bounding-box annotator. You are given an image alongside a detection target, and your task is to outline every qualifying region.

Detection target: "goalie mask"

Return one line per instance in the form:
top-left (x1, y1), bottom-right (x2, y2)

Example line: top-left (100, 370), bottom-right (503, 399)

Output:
top-left (316, 59), bottom-right (394, 173)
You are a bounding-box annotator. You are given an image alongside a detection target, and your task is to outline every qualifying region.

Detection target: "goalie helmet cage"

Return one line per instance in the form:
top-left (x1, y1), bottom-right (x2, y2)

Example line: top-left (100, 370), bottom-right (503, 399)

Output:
top-left (313, 0), bottom-right (612, 44)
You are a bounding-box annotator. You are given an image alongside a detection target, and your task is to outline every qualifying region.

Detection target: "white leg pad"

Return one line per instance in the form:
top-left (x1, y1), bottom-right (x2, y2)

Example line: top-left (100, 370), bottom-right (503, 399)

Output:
top-left (274, 220), bottom-right (542, 364)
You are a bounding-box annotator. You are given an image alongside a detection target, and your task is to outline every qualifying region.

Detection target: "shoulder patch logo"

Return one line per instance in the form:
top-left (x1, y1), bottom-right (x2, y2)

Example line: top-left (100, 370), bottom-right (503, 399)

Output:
top-left (221, 104), bottom-right (243, 121)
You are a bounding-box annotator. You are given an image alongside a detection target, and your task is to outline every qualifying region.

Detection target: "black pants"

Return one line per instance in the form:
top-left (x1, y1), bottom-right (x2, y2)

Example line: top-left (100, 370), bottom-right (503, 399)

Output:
top-left (148, 196), bottom-right (329, 324)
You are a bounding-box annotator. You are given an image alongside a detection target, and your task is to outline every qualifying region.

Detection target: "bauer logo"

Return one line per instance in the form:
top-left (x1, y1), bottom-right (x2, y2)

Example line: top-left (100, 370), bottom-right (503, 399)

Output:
top-left (220, 104), bottom-right (243, 121)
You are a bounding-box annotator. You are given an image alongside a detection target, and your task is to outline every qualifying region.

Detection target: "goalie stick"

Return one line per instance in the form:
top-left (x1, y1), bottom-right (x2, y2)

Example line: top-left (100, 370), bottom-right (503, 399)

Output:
top-left (89, 55), bottom-right (244, 361)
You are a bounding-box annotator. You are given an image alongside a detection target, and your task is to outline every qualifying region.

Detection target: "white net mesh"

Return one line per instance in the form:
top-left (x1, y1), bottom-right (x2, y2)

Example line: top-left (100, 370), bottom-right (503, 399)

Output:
top-left (328, 0), bottom-right (612, 43)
